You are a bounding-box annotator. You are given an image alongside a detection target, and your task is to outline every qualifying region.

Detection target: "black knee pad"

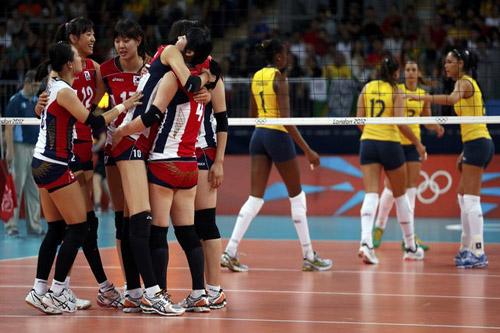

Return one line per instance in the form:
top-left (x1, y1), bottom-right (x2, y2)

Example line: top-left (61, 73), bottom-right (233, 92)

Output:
top-left (115, 211), bottom-right (124, 240)
top-left (174, 225), bottom-right (201, 252)
top-left (129, 211), bottom-right (152, 239)
top-left (150, 225), bottom-right (168, 249)
top-left (65, 222), bottom-right (89, 247)
top-left (121, 217), bottom-right (130, 242)
top-left (46, 220), bottom-right (66, 245)
top-left (194, 208), bottom-right (220, 240)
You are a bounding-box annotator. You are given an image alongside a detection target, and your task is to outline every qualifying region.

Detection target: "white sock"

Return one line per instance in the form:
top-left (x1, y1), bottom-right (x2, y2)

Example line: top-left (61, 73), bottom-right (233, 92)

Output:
top-left (64, 276), bottom-right (71, 289)
top-left (98, 280), bottom-right (112, 291)
top-left (127, 288), bottom-right (143, 299)
top-left (290, 191), bottom-right (314, 261)
top-left (457, 194), bottom-right (470, 250)
top-left (395, 194), bottom-right (416, 250)
top-left (375, 187), bottom-right (394, 229)
top-left (51, 279), bottom-right (66, 296)
top-left (226, 196), bottom-right (264, 257)
top-left (463, 194), bottom-right (484, 255)
top-left (206, 284), bottom-right (221, 297)
top-left (360, 193), bottom-right (379, 248)
top-left (190, 289), bottom-right (206, 298)
top-left (33, 278), bottom-right (48, 295)
top-left (406, 187), bottom-right (417, 211)
top-left (144, 285), bottom-right (161, 298)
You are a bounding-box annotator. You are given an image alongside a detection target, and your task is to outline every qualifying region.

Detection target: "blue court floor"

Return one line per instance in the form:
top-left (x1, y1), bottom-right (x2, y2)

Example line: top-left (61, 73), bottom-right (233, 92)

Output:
top-left (1, 213), bottom-right (500, 260)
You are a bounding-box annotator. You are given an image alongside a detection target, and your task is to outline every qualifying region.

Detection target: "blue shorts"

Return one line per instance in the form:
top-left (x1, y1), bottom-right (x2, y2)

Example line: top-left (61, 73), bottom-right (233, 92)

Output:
top-left (360, 139), bottom-right (405, 171)
top-left (462, 138), bottom-right (494, 168)
top-left (402, 145), bottom-right (421, 163)
top-left (249, 127), bottom-right (296, 163)
top-left (32, 158), bottom-right (77, 193)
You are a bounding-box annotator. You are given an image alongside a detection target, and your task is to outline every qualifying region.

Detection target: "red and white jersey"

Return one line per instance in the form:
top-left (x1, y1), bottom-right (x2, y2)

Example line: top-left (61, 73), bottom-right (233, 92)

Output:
top-left (194, 56), bottom-right (217, 149)
top-left (72, 58), bottom-right (97, 141)
top-left (34, 78), bottom-right (77, 165)
top-left (149, 83), bottom-right (205, 161)
top-left (101, 56), bottom-right (142, 146)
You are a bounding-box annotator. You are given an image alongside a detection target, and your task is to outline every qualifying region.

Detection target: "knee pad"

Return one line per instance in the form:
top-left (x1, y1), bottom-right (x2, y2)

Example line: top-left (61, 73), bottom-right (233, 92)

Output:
top-left (174, 225), bottom-right (201, 252)
top-left (150, 225), bottom-right (168, 249)
top-left (194, 208), bottom-right (220, 240)
top-left (46, 220), bottom-right (66, 246)
top-left (115, 211), bottom-right (124, 240)
top-left (240, 196), bottom-right (264, 219)
top-left (290, 191), bottom-right (307, 221)
top-left (65, 222), bottom-right (89, 247)
top-left (121, 217), bottom-right (130, 242)
top-left (395, 194), bottom-right (413, 223)
top-left (360, 193), bottom-right (379, 217)
top-left (129, 211), bottom-right (152, 239)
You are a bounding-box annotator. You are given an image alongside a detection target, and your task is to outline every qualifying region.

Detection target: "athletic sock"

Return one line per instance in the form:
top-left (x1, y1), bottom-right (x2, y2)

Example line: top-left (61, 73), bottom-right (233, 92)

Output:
top-left (395, 194), bottom-right (416, 250)
top-left (457, 194), bottom-right (471, 250)
top-left (375, 187), bottom-right (393, 229)
top-left (128, 211), bottom-right (157, 288)
top-left (121, 217), bottom-right (141, 290)
top-left (82, 211), bottom-right (108, 284)
top-left (360, 193), bottom-right (379, 247)
top-left (150, 225), bottom-right (168, 290)
top-left (35, 220), bottom-right (65, 281)
top-left (175, 225), bottom-right (205, 290)
top-left (33, 278), bottom-right (48, 295)
top-left (290, 191), bottom-right (314, 261)
top-left (463, 194), bottom-right (484, 256)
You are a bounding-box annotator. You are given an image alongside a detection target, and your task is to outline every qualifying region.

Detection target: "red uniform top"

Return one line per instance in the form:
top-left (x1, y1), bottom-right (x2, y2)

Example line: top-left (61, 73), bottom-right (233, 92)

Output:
top-left (72, 58), bottom-right (97, 141)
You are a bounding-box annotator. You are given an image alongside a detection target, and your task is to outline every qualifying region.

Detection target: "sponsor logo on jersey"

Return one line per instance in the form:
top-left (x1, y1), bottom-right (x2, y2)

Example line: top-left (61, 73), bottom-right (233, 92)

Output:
top-left (112, 77), bottom-right (125, 82)
top-left (133, 75), bottom-right (141, 86)
top-left (84, 71), bottom-right (91, 81)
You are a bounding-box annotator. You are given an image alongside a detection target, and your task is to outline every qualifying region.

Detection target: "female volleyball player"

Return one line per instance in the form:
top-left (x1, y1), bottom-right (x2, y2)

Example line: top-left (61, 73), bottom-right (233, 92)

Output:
top-left (25, 42), bottom-right (141, 314)
top-left (408, 49), bottom-right (494, 268)
top-left (221, 39), bottom-right (332, 272)
top-left (373, 60), bottom-right (445, 249)
top-left (356, 55), bottom-right (426, 264)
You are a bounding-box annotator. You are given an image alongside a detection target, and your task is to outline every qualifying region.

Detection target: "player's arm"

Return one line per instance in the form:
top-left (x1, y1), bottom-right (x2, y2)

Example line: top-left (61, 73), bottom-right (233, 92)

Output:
top-left (421, 99), bottom-right (445, 137)
top-left (90, 60), bottom-right (107, 111)
top-left (395, 88), bottom-right (427, 160)
top-left (409, 79), bottom-right (471, 105)
top-left (209, 79), bottom-right (228, 188)
top-left (58, 88), bottom-right (141, 130)
top-left (275, 71), bottom-right (320, 168)
top-left (356, 86), bottom-right (367, 131)
top-left (160, 45), bottom-right (211, 93)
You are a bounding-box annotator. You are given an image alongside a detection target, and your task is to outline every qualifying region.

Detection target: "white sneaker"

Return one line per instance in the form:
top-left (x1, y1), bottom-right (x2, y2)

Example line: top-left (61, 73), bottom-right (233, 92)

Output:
top-left (42, 289), bottom-right (77, 313)
top-left (141, 291), bottom-right (185, 316)
top-left (403, 245), bottom-right (425, 261)
top-left (358, 243), bottom-right (379, 265)
top-left (25, 289), bottom-right (62, 315)
top-left (68, 288), bottom-right (91, 310)
top-left (97, 284), bottom-right (123, 308)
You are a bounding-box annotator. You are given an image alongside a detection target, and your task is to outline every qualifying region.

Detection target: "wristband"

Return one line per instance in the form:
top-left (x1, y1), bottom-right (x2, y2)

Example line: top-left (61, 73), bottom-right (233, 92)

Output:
top-left (115, 104), bottom-right (126, 113)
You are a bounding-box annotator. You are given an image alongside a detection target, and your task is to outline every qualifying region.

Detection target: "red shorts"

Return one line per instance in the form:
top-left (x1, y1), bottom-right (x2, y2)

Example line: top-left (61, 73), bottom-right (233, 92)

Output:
top-left (147, 160), bottom-right (198, 189)
top-left (111, 136), bottom-right (149, 162)
top-left (69, 140), bottom-right (93, 172)
top-left (32, 158), bottom-right (77, 193)
top-left (196, 147), bottom-right (216, 171)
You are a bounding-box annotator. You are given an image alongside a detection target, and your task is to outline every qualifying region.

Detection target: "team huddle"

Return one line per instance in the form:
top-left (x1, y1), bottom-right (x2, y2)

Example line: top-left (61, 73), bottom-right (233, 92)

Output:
top-left (23, 14), bottom-right (494, 317)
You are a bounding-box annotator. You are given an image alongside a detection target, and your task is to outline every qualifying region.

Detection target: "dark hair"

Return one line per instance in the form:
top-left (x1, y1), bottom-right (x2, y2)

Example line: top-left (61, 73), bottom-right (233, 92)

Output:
top-left (54, 17), bottom-right (94, 43)
top-left (167, 19), bottom-right (201, 45)
top-left (450, 48), bottom-right (479, 79)
top-left (380, 55), bottom-right (399, 87)
top-left (113, 19), bottom-right (146, 58)
top-left (258, 39), bottom-right (284, 65)
top-left (48, 42), bottom-right (75, 72)
top-left (185, 26), bottom-right (212, 66)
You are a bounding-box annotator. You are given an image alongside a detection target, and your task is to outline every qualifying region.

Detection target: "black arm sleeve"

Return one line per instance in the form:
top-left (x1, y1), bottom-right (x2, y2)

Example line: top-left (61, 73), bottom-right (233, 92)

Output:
top-left (214, 111), bottom-right (228, 132)
top-left (184, 75), bottom-right (202, 93)
top-left (140, 104), bottom-right (164, 128)
top-left (84, 113), bottom-right (106, 132)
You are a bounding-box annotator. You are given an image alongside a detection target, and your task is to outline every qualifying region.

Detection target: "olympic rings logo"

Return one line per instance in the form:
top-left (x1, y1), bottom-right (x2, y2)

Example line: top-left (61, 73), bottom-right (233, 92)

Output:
top-left (255, 118), bottom-right (267, 125)
top-left (417, 170), bottom-right (453, 204)
top-left (436, 117), bottom-right (448, 124)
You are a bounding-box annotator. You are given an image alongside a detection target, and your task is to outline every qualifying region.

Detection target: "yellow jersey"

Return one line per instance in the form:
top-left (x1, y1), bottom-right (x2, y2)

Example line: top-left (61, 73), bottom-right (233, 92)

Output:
top-left (454, 75), bottom-right (491, 142)
top-left (251, 67), bottom-right (287, 133)
top-left (398, 84), bottom-right (425, 145)
top-left (360, 80), bottom-right (400, 142)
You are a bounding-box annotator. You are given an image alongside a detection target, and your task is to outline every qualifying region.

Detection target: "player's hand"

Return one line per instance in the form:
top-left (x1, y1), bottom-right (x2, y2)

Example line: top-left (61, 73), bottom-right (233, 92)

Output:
top-left (306, 149), bottom-right (320, 170)
top-left (456, 152), bottom-right (463, 172)
top-left (35, 92), bottom-right (49, 116)
top-left (208, 161), bottom-right (224, 189)
top-left (417, 143), bottom-right (427, 161)
top-left (407, 94), bottom-right (421, 101)
top-left (122, 92), bottom-right (143, 111)
top-left (435, 125), bottom-right (445, 138)
top-left (193, 87), bottom-right (212, 104)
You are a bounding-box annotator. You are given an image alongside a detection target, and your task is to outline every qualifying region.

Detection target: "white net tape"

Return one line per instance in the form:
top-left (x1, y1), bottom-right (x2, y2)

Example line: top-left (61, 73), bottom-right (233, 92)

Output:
top-left (2, 116), bottom-right (500, 126)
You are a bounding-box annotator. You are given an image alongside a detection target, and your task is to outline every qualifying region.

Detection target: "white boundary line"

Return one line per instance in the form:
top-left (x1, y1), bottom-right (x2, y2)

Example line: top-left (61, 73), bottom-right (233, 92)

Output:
top-left (0, 314), bottom-right (499, 330)
top-left (1, 284), bottom-right (499, 301)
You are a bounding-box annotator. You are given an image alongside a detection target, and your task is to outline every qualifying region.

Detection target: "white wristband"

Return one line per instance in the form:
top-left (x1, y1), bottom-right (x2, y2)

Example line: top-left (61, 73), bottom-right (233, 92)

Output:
top-left (115, 104), bottom-right (126, 113)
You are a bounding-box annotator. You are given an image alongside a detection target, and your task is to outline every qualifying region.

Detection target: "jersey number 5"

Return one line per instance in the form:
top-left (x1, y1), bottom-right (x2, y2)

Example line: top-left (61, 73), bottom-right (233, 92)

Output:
top-left (369, 99), bottom-right (385, 117)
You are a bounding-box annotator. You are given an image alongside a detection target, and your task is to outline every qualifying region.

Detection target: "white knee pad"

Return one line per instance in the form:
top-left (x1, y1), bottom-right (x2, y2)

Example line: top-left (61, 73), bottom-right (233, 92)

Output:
top-left (290, 191), bottom-right (307, 221)
top-left (240, 196), bottom-right (264, 219)
top-left (360, 193), bottom-right (379, 217)
top-left (395, 194), bottom-right (413, 222)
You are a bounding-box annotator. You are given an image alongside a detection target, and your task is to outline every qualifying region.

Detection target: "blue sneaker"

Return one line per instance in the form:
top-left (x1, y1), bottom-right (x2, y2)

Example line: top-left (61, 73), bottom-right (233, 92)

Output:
top-left (457, 251), bottom-right (488, 269)
top-left (454, 249), bottom-right (469, 266)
